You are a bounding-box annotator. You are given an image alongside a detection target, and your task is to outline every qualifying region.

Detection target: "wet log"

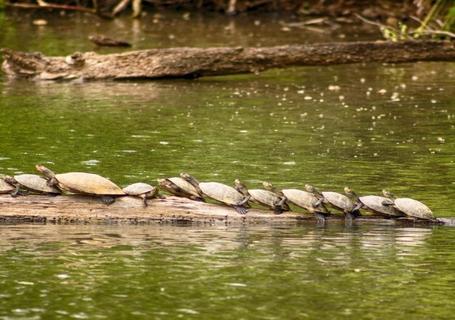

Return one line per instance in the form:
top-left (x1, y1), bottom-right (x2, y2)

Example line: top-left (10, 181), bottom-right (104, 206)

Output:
top-left (0, 194), bottom-right (450, 226)
top-left (1, 40), bottom-right (454, 81)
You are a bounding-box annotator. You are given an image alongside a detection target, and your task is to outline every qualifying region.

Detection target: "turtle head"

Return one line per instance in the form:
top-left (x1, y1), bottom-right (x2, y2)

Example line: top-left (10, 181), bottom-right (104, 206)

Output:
top-left (382, 189), bottom-right (395, 199)
top-left (304, 184), bottom-right (316, 193)
top-left (344, 186), bottom-right (358, 199)
top-left (234, 179), bottom-right (249, 196)
top-left (35, 164), bottom-right (56, 180)
top-left (262, 181), bottom-right (274, 191)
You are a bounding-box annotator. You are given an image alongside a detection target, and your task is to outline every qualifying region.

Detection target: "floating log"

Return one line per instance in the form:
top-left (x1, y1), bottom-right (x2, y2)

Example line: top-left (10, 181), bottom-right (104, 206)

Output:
top-left (0, 194), bottom-right (450, 226)
top-left (1, 40), bottom-right (454, 81)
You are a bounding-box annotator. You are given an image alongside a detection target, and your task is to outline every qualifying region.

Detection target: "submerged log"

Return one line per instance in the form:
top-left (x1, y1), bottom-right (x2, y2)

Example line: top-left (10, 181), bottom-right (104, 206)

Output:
top-left (0, 194), bottom-right (449, 226)
top-left (1, 40), bottom-right (454, 81)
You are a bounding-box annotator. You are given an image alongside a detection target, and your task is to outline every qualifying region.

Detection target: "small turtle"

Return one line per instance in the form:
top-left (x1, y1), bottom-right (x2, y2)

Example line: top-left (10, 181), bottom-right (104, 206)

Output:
top-left (180, 173), bottom-right (250, 215)
top-left (4, 174), bottom-right (61, 196)
top-left (234, 179), bottom-right (289, 214)
top-left (0, 177), bottom-right (15, 194)
top-left (158, 177), bottom-right (204, 201)
top-left (344, 187), bottom-right (404, 217)
top-left (36, 165), bottom-right (125, 204)
top-left (123, 183), bottom-right (159, 207)
top-left (305, 184), bottom-right (360, 222)
top-left (263, 182), bottom-right (330, 222)
top-left (382, 190), bottom-right (435, 220)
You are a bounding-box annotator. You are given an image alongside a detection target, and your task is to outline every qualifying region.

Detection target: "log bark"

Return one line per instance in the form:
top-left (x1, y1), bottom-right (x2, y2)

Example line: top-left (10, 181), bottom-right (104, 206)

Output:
top-left (0, 194), bottom-right (450, 226)
top-left (1, 40), bottom-right (454, 81)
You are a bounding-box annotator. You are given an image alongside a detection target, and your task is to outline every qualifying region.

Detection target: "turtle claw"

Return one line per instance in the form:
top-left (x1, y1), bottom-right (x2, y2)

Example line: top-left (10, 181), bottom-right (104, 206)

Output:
top-left (233, 205), bottom-right (248, 215)
top-left (100, 196), bottom-right (115, 205)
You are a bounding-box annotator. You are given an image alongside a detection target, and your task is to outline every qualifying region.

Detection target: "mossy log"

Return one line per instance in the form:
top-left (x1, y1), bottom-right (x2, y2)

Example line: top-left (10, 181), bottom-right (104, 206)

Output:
top-left (0, 194), bottom-right (450, 226)
top-left (1, 40), bottom-right (454, 81)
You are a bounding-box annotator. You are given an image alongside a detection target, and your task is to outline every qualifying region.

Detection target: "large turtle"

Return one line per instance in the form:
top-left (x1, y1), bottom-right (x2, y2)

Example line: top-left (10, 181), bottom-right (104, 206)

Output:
top-left (344, 187), bottom-right (404, 217)
top-left (263, 182), bottom-right (330, 222)
top-left (4, 174), bottom-right (61, 196)
top-left (180, 173), bottom-right (250, 214)
top-left (0, 177), bottom-right (15, 194)
top-left (123, 182), bottom-right (159, 207)
top-left (305, 184), bottom-right (360, 221)
top-left (36, 165), bottom-right (125, 204)
top-left (382, 190), bottom-right (435, 220)
top-left (234, 179), bottom-right (289, 214)
top-left (158, 177), bottom-right (204, 201)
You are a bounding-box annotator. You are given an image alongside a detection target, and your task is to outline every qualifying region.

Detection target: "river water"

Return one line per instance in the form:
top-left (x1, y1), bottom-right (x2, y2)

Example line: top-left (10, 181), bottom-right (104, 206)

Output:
top-left (0, 11), bottom-right (455, 320)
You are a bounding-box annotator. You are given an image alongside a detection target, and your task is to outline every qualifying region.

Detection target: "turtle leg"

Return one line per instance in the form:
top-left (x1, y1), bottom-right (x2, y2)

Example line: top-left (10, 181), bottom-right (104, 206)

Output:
top-left (10, 185), bottom-right (21, 197)
top-left (314, 212), bottom-right (327, 224)
top-left (238, 195), bottom-right (251, 206)
top-left (233, 205), bottom-right (248, 215)
top-left (141, 195), bottom-right (148, 208)
top-left (273, 205), bottom-right (284, 215)
top-left (353, 202), bottom-right (363, 212)
top-left (100, 196), bottom-right (116, 205)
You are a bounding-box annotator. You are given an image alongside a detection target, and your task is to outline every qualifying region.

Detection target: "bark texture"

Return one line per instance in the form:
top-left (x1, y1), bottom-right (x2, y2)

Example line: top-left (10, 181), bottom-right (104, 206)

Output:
top-left (2, 40), bottom-right (454, 81)
top-left (0, 195), bottom-right (449, 226)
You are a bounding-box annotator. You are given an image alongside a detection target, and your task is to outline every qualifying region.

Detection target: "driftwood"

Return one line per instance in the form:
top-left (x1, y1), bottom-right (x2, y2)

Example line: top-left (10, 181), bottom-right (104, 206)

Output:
top-left (1, 40), bottom-right (454, 81)
top-left (0, 194), bottom-right (451, 226)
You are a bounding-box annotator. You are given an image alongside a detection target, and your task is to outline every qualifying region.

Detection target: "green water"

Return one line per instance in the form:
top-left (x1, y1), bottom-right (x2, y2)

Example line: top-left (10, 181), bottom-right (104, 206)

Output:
top-left (1, 11), bottom-right (455, 320)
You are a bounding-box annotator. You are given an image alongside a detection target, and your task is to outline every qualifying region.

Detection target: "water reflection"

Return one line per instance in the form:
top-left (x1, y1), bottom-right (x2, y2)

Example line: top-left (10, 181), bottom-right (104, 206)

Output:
top-left (0, 225), bottom-right (454, 320)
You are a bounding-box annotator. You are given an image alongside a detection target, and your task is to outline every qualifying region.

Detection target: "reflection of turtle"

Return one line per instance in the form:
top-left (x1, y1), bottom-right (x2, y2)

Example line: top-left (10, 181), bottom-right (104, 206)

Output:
top-left (123, 183), bottom-right (159, 207)
top-left (0, 177), bottom-right (15, 194)
top-left (36, 165), bottom-right (125, 205)
top-left (234, 179), bottom-right (289, 214)
top-left (180, 173), bottom-right (250, 215)
top-left (4, 174), bottom-right (61, 197)
top-left (382, 190), bottom-right (435, 220)
top-left (158, 177), bottom-right (204, 201)
top-left (264, 182), bottom-right (330, 222)
top-left (305, 184), bottom-right (360, 221)
top-left (344, 187), bottom-right (403, 217)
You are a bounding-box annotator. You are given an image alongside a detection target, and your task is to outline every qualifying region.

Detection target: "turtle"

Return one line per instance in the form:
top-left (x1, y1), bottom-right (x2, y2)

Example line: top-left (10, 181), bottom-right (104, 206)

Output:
top-left (122, 183), bottom-right (159, 207)
top-left (35, 164), bottom-right (125, 205)
top-left (234, 179), bottom-right (289, 214)
top-left (158, 177), bottom-right (204, 201)
top-left (180, 173), bottom-right (250, 215)
top-left (0, 177), bottom-right (15, 194)
top-left (304, 184), bottom-right (360, 222)
top-left (3, 174), bottom-right (61, 197)
top-left (344, 187), bottom-right (404, 217)
top-left (263, 182), bottom-right (330, 222)
top-left (382, 190), bottom-right (435, 220)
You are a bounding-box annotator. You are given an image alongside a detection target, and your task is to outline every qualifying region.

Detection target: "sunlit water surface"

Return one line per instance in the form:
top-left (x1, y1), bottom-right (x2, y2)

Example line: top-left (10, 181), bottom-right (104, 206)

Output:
top-left (0, 11), bottom-right (455, 320)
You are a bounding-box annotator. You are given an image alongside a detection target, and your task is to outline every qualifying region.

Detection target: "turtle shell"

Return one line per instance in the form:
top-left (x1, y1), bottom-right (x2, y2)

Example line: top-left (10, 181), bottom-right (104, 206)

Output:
top-left (0, 178), bottom-right (14, 194)
top-left (167, 177), bottom-right (201, 198)
top-left (55, 172), bottom-right (124, 195)
top-left (282, 189), bottom-right (327, 213)
top-left (14, 174), bottom-right (60, 194)
top-left (199, 182), bottom-right (244, 205)
top-left (249, 189), bottom-right (283, 208)
top-left (394, 198), bottom-right (434, 220)
top-left (123, 183), bottom-right (156, 196)
top-left (359, 195), bottom-right (403, 217)
top-left (322, 191), bottom-right (354, 212)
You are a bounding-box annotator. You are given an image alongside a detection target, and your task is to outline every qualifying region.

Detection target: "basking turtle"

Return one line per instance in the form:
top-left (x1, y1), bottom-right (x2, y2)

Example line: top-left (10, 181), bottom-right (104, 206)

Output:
top-left (344, 187), bottom-right (404, 217)
top-left (158, 177), bottom-right (204, 201)
top-left (180, 173), bottom-right (250, 215)
top-left (234, 179), bottom-right (289, 214)
top-left (4, 174), bottom-right (61, 196)
top-left (382, 190), bottom-right (435, 220)
top-left (0, 177), bottom-right (15, 194)
top-left (36, 165), bottom-right (125, 204)
top-left (123, 183), bottom-right (159, 207)
top-left (263, 182), bottom-right (330, 222)
top-left (305, 184), bottom-right (360, 221)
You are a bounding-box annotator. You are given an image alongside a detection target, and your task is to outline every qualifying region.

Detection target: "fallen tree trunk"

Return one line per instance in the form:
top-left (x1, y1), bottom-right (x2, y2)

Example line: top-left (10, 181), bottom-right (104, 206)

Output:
top-left (0, 194), bottom-right (451, 226)
top-left (1, 40), bottom-right (454, 80)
